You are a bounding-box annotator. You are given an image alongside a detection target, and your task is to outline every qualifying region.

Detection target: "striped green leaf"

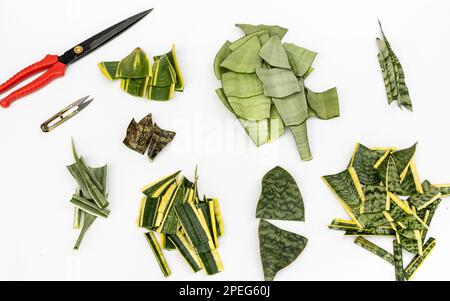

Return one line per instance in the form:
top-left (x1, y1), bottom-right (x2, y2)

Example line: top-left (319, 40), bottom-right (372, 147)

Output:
top-left (116, 47), bottom-right (151, 78)
top-left (144, 232), bottom-right (171, 277)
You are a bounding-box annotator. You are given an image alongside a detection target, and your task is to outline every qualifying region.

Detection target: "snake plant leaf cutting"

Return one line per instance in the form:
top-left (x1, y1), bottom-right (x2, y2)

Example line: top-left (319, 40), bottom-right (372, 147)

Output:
top-left (258, 219), bottom-right (308, 281)
top-left (377, 21), bottom-right (412, 111)
top-left (98, 45), bottom-right (184, 101)
top-left (255, 166), bottom-right (308, 280)
top-left (147, 123), bottom-right (176, 161)
top-left (137, 169), bottom-right (224, 277)
top-left (123, 113), bottom-right (175, 161)
top-left (144, 232), bottom-right (171, 277)
top-left (256, 166), bottom-right (305, 221)
top-left (325, 142), bottom-right (449, 280)
top-left (214, 24), bottom-right (340, 160)
top-left (67, 140), bottom-right (109, 250)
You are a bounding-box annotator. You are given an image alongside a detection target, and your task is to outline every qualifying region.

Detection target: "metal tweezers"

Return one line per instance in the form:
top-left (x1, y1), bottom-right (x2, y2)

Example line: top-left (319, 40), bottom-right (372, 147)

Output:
top-left (40, 96), bottom-right (93, 132)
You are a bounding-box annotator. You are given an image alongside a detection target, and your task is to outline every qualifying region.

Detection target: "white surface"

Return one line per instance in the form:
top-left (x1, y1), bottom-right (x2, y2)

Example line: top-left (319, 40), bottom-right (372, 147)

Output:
top-left (1, 0), bottom-right (450, 281)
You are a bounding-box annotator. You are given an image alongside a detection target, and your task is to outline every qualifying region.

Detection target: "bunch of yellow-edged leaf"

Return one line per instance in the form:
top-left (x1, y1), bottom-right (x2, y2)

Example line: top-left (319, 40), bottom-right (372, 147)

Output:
top-left (98, 45), bottom-right (184, 101)
top-left (324, 143), bottom-right (450, 280)
top-left (137, 169), bottom-right (225, 277)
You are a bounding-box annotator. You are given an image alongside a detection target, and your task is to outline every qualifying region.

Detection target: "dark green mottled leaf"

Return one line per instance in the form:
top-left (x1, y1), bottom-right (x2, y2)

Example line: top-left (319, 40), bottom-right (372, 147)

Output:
top-left (407, 180), bottom-right (441, 210)
top-left (391, 143), bottom-right (416, 174)
top-left (259, 219), bottom-right (308, 281)
top-left (362, 185), bottom-right (387, 213)
top-left (256, 166), bottom-right (305, 221)
top-left (349, 144), bottom-right (384, 185)
top-left (377, 22), bottom-right (412, 111)
top-left (323, 169), bottom-right (361, 210)
top-left (393, 241), bottom-right (405, 281)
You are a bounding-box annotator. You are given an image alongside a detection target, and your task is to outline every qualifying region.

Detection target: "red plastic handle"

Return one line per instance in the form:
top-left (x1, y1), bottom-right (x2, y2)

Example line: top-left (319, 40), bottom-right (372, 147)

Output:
top-left (0, 61), bottom-right (66, 108)
top-left (0, 54), bottom-right (59, 94)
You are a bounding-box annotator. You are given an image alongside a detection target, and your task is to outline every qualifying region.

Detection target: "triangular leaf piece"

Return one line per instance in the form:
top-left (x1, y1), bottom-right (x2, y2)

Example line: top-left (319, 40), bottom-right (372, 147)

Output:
top-left (259, 219), bottom-right (308, 281)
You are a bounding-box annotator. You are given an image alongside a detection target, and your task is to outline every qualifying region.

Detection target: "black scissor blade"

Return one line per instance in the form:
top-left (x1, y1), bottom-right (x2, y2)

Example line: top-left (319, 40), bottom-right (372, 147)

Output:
top-left (59, 9), bottom-right (153, 65)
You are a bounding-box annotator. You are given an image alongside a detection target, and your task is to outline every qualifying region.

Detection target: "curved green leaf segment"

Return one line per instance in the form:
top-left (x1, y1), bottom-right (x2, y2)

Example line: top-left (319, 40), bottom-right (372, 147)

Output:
top-left (214, 24), bottom-right (340, 160)
top-left (67, 140), bottom-right (109, 250)
top-left (256, 166), bottom-right (305, 221)
top-left (123, 113), bottom-right (175, 161)
top-left (98, 45), bottom-right (184, 101)
top-left (258, 219), bottom-right (308, 281)
top-left (377, 21), bottom-right (412, 111)
top-left (137, 169), bottom-right (224, 276)
top-left (324, 142), bottom-right (450, 280)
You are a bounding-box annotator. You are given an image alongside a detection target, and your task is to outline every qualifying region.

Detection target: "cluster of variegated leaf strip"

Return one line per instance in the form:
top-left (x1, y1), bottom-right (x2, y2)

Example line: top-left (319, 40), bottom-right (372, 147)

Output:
top-left (123, 113), bottom-right (175, 161)
top-left (67, 140), bottom-right (109, 250)
top-left (214, 24), bottom-right (340, 160)
top-left (98, 45), bottom-right (184, 100)
top-left (137, 170), bottom-right (224, 277)
top-left (256, 166), bottom-right (307, 281)
top-left (324, 143), bottom-right (450, 280)
top-left (377, 21), bottom-right (412, 111)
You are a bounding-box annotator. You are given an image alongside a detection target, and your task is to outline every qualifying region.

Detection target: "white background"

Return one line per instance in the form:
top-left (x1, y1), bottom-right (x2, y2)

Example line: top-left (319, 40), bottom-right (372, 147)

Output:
top-left (1, 0), bottom-right (450, 281)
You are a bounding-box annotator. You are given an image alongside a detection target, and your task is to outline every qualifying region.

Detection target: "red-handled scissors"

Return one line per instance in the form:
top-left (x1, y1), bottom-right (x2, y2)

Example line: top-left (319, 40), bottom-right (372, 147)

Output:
top-left (0, 9), bottom-right (153, 108)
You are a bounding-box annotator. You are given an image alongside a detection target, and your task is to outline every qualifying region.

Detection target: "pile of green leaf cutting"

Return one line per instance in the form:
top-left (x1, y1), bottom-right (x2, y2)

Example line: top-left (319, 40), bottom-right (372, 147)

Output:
top-left (137, 169), bottom-right (224, 277)
top-left (256, 166), bottom-right (308, 281)
top-left (67, 140), bottom-right (109, 250)
top-left (99, 45), bottom-right (184, 100)
top-left (214, 24), bottom-right (340, 161)
top-left (324, 143), bottom-right (449, 280)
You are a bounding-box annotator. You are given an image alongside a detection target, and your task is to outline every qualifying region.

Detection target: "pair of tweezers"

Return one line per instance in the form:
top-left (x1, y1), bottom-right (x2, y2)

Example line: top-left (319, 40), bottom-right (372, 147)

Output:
top-left (40, 96), bottom-right (93, 132)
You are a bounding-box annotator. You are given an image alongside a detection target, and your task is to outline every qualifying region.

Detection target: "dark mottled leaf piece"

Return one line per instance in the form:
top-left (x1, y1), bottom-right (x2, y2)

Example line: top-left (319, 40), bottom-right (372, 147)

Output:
top-left (377, 21), bottom-right (412, 111)
top-left (256, 166), bottom-right (305, 221)
top-left (147, 123), bottom-right (176, 161)
top-left (362, 185), bottom-right (387, 213)
top-left (259, 219), bottom-right (307, 281)
top-left (349, 144), bottom-right (384, 185)
top-left (323, 169), bottom-right (361, 210)
top-left (407, 180), bottom-right (441, 210)
top-left (123, 113), bottom-right (153, 154)
top-left (391, 143), bottom-right (416, 174)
